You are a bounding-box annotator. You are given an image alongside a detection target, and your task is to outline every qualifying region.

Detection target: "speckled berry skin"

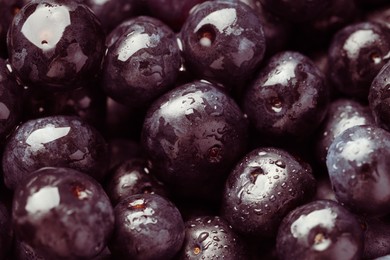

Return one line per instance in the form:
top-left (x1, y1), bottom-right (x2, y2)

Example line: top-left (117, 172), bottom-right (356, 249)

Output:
top-left (327, 125), bottom-right (390, 216)
top-left (369, 61), bottom-right (390, 131)
top-left (102, 16), bottom-right (182, 109)
top-left (0, 58), bottom-right (23, 140)
top-left (316, 98), bottom-right (375, 164)
top-left (276, 200), bottom-right (363, 260)
top-left (7, 0), bottom-right (105, 90)
top-left (2, 115), bottom-right (108, 190)
top-left (141, 80), bottom-right (248, 200)
top-left (109, 193), bottom-right (185, 259)
top-left (12, 167), bottom-right (114, 260)
top-left (106, 158), bottom-right (169, 205)
top-left (242, 51), bottom-right (329, 142)
top-left (179, 0), bottom-right (266, 90)
top-left (328, 22), bottom-right (390, 100)
top-left (178, 215), bottom-right (247, 260)
top-left (221, 147), bottom-right (316, 238)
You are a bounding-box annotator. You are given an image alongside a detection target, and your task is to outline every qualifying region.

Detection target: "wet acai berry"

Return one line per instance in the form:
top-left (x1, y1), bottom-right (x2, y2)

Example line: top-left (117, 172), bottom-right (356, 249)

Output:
top-left (276, 200), bottom-right (364, 260)
top-left (242, 51), bottom-right (329, 143)
top-left (106, 157), bottom-right (169, 206)
top-left (326, 125), bottom-right (390, 216)
top-left (102, 16), bottom-right (182, 109)
top-left (221, 147), bottom-right (316, 238)
top-left (0, 58), bottom-right (23, 140)
top-left (7, 0), bottom-right (106, 90)
top-left (2, 115), bottom-right (108, 190)
top-left (109, 193), bottom-right (185, 259)
top-left (12, 167), bottom-right (115, 259)
top-left (141, 80), bottom-right (248, 200)
top-left (316, 98), bottom-right (375, 165)
top-left (179, 0), bottom-right (266, 90)
top-left (369, 60), bottom-right (390, 131)
top-left (177, 215), bottom-right (248, 260)
top-left (328, 21), bottom-right (390, 100)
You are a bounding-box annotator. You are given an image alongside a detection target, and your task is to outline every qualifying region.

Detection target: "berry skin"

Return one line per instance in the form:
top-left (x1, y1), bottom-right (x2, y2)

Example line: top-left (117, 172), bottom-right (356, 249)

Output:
top-left (177, 215), bottom-right (248, 260)
top-left (106, 158), bottom-right (169, 206)
top-left (276, 200), bottom-right (364, 260)
top-left (7, 0), bottom-right (105, 90)
top-left (369, 60), bottom-right (390, 131)
top-left (102, 16), bottom-right (182, 109)
top-left (2, 115), bottom-right (108, 190)
top-left (316, 98), bottom-right (375, 165)
top-left (242, 51), bottom-right (329, 142)
top-left (141, 80), bottom-right (248, 200)
top-left (221, 147), bottom-right (316, 238)
top-left (328, 21), bottom-right (390, 100)
top-left (326, 125), bottom-right (390, 216)
top-left (180, 0), bottom-right (266, 90)
top-left (109, 193), bottom-right (185, 259)
top-left (12, 167), bottom-right (115, 259)
top-left (0, 58), bottom-right (23, 140)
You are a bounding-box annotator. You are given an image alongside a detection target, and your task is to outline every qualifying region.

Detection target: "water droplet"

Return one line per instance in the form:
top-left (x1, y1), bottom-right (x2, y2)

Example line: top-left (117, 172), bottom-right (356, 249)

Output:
top-left (198, 232), bottom-right (209, 243)
top-left (275, 160), bottom-right (286, 169)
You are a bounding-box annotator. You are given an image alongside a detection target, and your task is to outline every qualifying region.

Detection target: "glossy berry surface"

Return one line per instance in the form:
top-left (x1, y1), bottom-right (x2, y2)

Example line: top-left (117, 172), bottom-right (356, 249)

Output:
top-left (0, 58), bottom-right (23, 140)
top-left (242, 51), bottom-right (329, 142)
top-left (360, 217), bottom-right (390, 259)
top-left (327, 125), bottom-right (390, 216)
top-left (12, 167), bottom-right (114, 259)
top-left (178, 215), bottom-right (247, 259)
top-left (109, 193), bottom-right (185, 259)
top-left (7, 0), bottom-right (105, 90)
top-left (316, 98), bottom-right (375, 164)
top-left (276, 200), bottom-right (363, 260)
top-left (106, 158), bottom-right (169, 205)
top-left (141, 80), bottom-right (248, 200)
top-left (2, 115), bottom-right (108, 190)
top-left (102, 16), bottom-right (182, 109)
top-left (221, 147), bottom-right (316, 238)
top-left (328, 21), bottom-right (390, 100)
top-left (369, 60), bottom-right (390, 131)
top-left (180, 0), bottom-right (266, 89)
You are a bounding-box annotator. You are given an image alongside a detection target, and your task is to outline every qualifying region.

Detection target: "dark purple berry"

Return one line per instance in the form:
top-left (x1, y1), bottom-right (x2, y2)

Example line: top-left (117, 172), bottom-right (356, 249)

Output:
top-left (0, 58), bottom-right (23, 140)
top-left (221, 147), bottom-right (316, 238)
top-left (109, 193), bottom-right (185, 259)
top-left (12, 167), bottom-right (114, 259)
top-left (242, 51), bottom-right (329, 142)
top-left (7, 0), bottom-right (105, 90)
top-left (316, 98), bottom-right (375, 165)
top-left (141, 80), bottom-right (248, 200)
top-left (2, 115), bottom-right (108, 190)
top-left (180, 0), bottom-right (266, 90)
top-left (276, 200), bottom-right (364, 260)
top-left (327, 125), bottom-right (390, 216)
top-left (178, 215), bottom-right (247, 259)
top-left (106, 158), bottom-right (169, 205)
top-left (102, 16), bottom-right (182, 109)
top-left (328, 21), bottom-right (390, 100)
top-left (369, 60), bottom-right (390, 131)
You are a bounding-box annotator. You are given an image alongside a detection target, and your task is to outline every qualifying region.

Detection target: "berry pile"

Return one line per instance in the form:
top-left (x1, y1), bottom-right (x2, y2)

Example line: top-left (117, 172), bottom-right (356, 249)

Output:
top-left (0, 0), bottom-right (390, 259)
